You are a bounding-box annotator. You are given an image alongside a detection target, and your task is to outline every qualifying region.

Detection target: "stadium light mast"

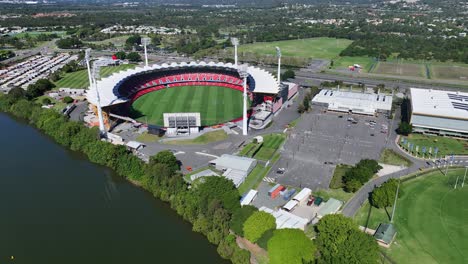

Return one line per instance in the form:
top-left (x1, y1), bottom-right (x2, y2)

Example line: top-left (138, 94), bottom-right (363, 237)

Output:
top-left (92, 61), bottom-right (107, 137)
top-left (142, 37), bottom-right (151, 67)
top-left (231, 38), bottom-right (239, 68)
top-left (276, 46), bottom-right (281, 84)
top-left (85, 49), bottom-right (93, 90)
top-left (238, 64), bottom-right (249, 136)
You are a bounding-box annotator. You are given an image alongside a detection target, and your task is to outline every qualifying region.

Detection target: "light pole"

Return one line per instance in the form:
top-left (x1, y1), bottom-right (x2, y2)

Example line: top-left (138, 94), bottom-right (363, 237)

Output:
top-left (462, 166), bottom-right (468, 188)
top-left (390, 179), bottom-right (401, 223)
top-left (141, 37), bottom-right (151, 67)
top-left (276, 46), bottom-right (281, 84)
top-left (238, 64), bottom-right (249, 136)
top-left (231, 37), bottom-right (239, 68)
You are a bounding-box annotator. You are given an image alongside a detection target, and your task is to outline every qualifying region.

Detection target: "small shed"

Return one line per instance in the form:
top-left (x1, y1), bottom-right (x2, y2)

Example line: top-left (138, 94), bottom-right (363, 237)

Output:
top-left (317, 198), bottom-right (343, 218)
top-left (126, 141), bottom-right (145, 151)
top-left (240, 189), bottom-right (258, 206)
top-left (374, 223), bottom-right (397, 248)
top-left (293, 188), bottom-right (312, 205)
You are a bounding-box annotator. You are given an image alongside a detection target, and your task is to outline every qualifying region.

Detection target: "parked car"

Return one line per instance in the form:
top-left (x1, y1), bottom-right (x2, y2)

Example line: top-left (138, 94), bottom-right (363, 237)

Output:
top-left (307, 196), bottom-right (315, 206)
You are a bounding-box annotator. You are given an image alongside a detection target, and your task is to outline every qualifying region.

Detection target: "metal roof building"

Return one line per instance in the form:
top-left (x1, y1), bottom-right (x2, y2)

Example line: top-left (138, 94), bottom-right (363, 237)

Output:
top-left (210, 154), bottom-right (257, 188)
top-left (260, 206), bottom-right (309, 230)
top-left (312, 89), bottom-right (392, 116)
top-left (317, 198), bottom-right (343, 218)
top-left (410, 88), bottom-right (468, 138)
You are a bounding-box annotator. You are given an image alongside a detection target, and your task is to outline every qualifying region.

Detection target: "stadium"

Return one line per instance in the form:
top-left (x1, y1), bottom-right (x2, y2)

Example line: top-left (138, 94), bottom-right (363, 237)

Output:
top-left (86, 61), bottom-right (298, 134)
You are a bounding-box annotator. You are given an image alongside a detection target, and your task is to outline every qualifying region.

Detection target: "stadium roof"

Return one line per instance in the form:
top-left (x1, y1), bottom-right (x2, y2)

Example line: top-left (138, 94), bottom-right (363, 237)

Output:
top-left (312, 89), bottom-right (392, 115)
top-left (410, 88), bottom-right (468, 121)
top-left (87, 61), bottom-right (279, 107)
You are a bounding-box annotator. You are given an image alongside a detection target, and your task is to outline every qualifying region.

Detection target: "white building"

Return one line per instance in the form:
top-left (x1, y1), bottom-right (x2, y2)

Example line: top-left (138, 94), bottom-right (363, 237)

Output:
top-left (210, 154), bottom-right (257, 187)
top-left (312, 89), bottom-right (393, 116)
top-left (410, 88), bottom-right (468, 138)
top-left (260, 206), bottom-right (309, 230)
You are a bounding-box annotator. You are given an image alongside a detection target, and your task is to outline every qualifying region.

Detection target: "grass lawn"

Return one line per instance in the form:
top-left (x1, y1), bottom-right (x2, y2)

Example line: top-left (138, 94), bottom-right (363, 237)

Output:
top-left (402, 134), bottom-right (468, 157)
top-left (313, 188), bottom-right (353, 204)
top-left (131, 85), bottom-right (245, 126)
top-left (164, 130), bottom-right (228, 145)
top-left (84, 35), bottom-right (133, 47)
top-left (54, 64), bottom-right (136, 89)
top-left (136, 132), bottom-right (161, 143)
top-left (239, 142), bottom-right (257, 156)
top-left (354, 201), bottom-right (392, 230)
top-left (254, 134), bottom-right (286, 161)
top-left (372, 61), bottom-right (426, 78)
top-left (329, 164), bottom-right (352, 189)
top-left (237, 37), bottom-right (352, 59)
top-left (332, 56), bottom-right (376, 72)
top-left (385, 169), bottom-right (468, 264)
top-left (379, 149), bottom-right (412, 167)
top-left (288, 116), bottom-right (301, 128)
top-left (430, 64), bottom-right (468, 80)
top-left (238, 164), bottom-right (272, 195)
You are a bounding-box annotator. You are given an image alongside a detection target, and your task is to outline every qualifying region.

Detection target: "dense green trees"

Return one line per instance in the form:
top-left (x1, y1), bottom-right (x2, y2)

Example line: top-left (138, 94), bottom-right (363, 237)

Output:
top-left (316, 214), bottom-right (379, 264)
top-left (26, 79), bottom-right (55, 99)
top-left (243, 211), bottom-right (276, 243)
top-left (281, 69), bottom-right (295, 80)
top-left (397, 122), bottom-right (412, 136)
top-left (126, 52), bottom-right (142, 62)
top-left (343, 159), bottom-right (382, 192)
top-left (230, 205), bottom-right (258, 236)
top-left (267, 229), bottom-right (316, 264)
top-left (371, 179), bottom-right (400, 208)
top-left (56, 37), bottom-right (83, 49)
top-left (63, 96), bottom-right (74, 104)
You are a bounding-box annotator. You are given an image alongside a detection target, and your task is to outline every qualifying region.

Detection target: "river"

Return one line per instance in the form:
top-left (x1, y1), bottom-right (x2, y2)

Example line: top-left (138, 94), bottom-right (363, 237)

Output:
top-left (0, 113), bottom-right (226, 264)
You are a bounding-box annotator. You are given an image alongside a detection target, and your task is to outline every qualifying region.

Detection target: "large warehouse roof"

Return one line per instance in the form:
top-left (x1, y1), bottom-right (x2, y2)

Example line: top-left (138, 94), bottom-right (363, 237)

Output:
top-left (87, 61), bottom-right (279, 107)
top-left (312, 89), bottom-right (392, 115)
top-left (410, 88), bottom-right (468, 120)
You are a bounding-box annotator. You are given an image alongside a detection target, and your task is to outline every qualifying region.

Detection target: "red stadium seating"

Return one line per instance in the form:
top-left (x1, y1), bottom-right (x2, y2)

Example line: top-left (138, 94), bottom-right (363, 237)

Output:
top-left (129, 72), bottom-right (248, 102)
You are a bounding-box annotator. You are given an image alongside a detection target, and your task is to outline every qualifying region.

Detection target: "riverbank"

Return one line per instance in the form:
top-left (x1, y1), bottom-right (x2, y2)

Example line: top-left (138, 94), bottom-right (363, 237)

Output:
top-left (0, 94), bottom-right (249, 263)
top-left (0, 113), bottom-right (227, 264)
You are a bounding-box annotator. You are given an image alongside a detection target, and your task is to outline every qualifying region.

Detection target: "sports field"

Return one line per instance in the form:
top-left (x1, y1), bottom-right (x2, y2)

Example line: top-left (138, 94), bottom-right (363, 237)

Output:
top-left (372, 61), bottom-right (426, 78)
top-left (386, 169), bottom-right (468, 263)
top-left (54, 64), bottom-right (136, 89)
top-left (130, 85), bottom-right (245, 126)
top-left (237, 37), bottom-right (352, 59)
top-left (430, 64), bottom-right (468, 80)
top-left (332, 56), bottom-right (376, 72)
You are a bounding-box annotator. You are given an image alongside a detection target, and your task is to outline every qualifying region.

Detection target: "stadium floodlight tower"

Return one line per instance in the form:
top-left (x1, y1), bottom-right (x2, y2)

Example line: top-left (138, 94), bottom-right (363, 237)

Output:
top-left (141, 37), bottom-right (151, 67)
top-left (276, 46), bottom-right (281, 84)
top-left (238, 64), bottom-right (249, 136)
top-left (85, 48), bottom-right (94, 92)
top-left (231, 37), bottom-right (239, 68)
top-left (91, 61), bottom-right (108, 138)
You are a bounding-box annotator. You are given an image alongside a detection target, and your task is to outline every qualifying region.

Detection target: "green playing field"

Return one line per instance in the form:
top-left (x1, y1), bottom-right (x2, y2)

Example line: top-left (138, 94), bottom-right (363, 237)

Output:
top-left (130, 85), bottom-right (245, 126)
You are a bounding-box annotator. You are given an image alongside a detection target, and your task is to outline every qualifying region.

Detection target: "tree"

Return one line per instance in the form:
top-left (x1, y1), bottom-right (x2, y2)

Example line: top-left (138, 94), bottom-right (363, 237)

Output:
top-left (281, 69), bottom-right (295, 80)
top-left (114, 51), bottom-right (126, 60)
top-left (41, 97), bottom-right (52, 105)
top-left (243, 211), bottom-right (276, 243)
top-left (8, 87), bottom-right (26, 102)
top-left (125, 34), bottom-right (141, 46)
top-left (126, 52), bottom-right (141, 62)
top-left (297, 103), bottom-right (305, 113)
top-left (267, 229), bottom-right (316, 264)
top-left (150, 150), bottom-right (179, 173)
top-left (193, 176), bottom-right (240, 212)
top-left (397, 122), bottom-right (412, 136)
top-left (316, 214), bottom-right (379, 264)
top-left (230, 205), bottom-right (257, 236)
top-left (63, 96), bottom-right (74, 104)
top-left (371, 179), bottom-right (400, 209)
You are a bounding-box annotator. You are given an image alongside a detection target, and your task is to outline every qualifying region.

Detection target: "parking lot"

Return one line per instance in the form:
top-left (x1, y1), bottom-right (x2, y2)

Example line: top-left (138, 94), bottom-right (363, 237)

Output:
top-left (269, 107), bottom-right (391, 190)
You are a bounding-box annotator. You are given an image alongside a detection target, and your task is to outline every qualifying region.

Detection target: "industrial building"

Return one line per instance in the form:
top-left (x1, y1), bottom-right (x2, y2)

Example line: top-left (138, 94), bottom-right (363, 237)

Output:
top-left (312, 89), bottom-right (392, 116)
top-left (210, 154), bottom-right (257, 187)
top-left (410, 88), bottom-right (468, 138)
